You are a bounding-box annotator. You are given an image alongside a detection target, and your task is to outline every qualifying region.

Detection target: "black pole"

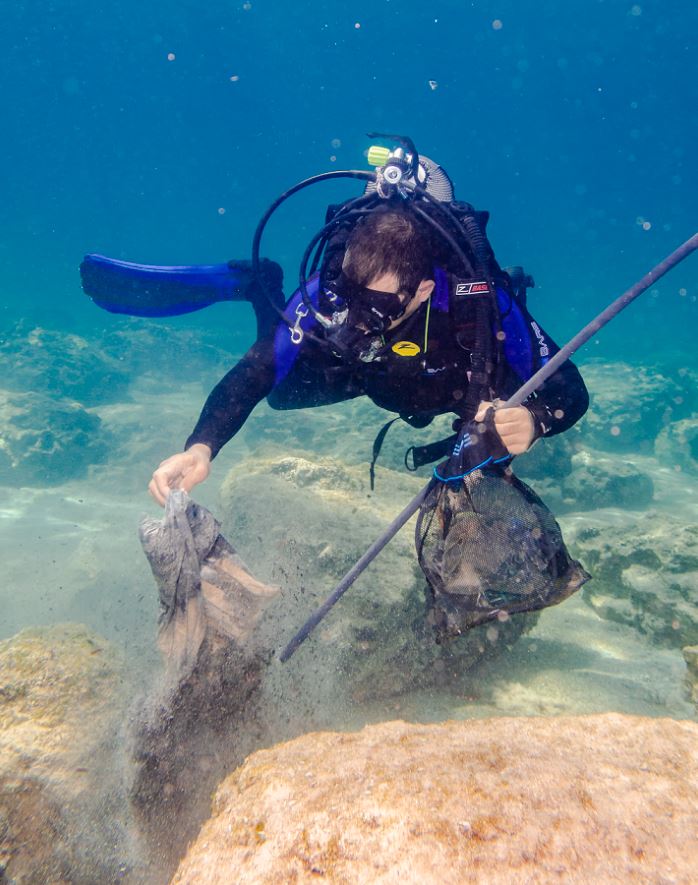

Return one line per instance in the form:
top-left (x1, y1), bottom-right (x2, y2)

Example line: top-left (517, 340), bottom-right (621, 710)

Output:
top-left (278, 479), bottom-right (436, 662)
top-left (279, 232), bottom-right (698, 662)
top-left (504, 232), bottom-right (698, 408)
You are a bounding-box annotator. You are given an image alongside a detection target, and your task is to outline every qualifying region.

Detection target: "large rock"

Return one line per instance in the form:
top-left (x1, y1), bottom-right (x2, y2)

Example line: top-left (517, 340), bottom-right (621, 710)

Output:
top-left (170, 714), bottom-right (698, 884)
top-left (569, 512), bottom-right (698, 648)
top-left (218, 455), bottom-right (537, 720)
top-left (0, 389), bottom-right (111, 485)
top-left (0, 624), bottom-right (135, 884)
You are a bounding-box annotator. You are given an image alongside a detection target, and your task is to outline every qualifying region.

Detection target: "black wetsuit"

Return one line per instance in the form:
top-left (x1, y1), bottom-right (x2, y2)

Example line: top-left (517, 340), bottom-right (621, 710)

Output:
top-left (185, 264), bottom-right (588, 459)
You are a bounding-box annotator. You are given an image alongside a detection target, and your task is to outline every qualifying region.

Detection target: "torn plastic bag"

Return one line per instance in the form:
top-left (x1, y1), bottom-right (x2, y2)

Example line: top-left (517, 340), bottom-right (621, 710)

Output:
top-left (139, 490), bottom-right (280, 676)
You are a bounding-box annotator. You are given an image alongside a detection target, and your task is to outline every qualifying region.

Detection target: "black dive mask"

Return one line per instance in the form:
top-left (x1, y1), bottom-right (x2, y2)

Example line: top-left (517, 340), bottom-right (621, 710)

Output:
top-left (322, 272), bottom-right (410, 361)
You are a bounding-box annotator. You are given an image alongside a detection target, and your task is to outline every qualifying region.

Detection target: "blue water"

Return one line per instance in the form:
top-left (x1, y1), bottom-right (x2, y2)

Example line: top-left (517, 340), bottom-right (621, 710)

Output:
top-left (1, 2), bottom-right (696, 881)
top-left (2, 1), bottom-right (696, 351)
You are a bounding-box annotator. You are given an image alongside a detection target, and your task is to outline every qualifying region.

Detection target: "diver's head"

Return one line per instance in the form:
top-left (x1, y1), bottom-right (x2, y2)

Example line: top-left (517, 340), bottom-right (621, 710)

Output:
top-left (324, 207), bottom-right (435, 360)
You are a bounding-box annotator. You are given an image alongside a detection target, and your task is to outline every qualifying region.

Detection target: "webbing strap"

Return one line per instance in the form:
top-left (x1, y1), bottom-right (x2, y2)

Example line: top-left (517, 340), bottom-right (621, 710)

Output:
top-left (405, 432), bottom-right (458, 471)
top-left (369, 418), bottom-right (401, 490)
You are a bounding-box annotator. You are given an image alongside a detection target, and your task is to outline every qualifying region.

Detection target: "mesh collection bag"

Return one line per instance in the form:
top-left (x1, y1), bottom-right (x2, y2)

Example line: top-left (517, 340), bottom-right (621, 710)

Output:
top-left (416, 413), bottom-right (590, 642)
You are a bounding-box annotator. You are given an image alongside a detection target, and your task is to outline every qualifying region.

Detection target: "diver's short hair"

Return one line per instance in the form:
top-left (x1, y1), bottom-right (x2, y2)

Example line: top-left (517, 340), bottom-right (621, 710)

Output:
top-left (343, 208), bottom-right (433, 294)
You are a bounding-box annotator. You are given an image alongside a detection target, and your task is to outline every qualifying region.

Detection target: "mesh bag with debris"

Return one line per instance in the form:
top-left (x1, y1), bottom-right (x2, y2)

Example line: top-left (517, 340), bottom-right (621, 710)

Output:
top-left (416, 455), bottom-right (590, 643)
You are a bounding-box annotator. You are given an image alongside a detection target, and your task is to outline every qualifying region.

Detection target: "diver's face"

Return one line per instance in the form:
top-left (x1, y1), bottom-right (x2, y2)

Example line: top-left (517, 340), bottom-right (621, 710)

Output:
top-left (324, 264), bottom-right (435, 362)
top-left (366, 271), bottom-right (435, 329)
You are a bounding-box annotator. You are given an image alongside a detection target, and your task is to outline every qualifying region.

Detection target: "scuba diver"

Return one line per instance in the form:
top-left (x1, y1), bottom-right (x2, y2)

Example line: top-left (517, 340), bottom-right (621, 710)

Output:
top-left (81, 135), bottom-right (698, 649)
top-left (80, 136), bottom-right (589, 507)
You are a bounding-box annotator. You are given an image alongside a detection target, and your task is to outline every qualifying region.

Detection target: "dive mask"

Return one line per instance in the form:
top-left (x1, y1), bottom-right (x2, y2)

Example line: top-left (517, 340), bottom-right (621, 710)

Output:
top-left (321, 272), bottom-right (410, 361)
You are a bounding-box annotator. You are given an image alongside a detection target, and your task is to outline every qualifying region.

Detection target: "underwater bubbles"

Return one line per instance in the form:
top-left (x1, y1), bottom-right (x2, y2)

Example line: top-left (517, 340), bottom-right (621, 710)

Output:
top-left (167, 52), bottom-right (176, 61)
top-left (492, 19), bottom-right (503, 30)
top-left (428, 80), bottom-right (438, 91)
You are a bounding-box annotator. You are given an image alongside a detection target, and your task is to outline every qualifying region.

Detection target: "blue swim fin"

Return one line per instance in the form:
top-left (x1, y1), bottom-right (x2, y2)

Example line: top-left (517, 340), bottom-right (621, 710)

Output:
top-left (80, 254), bottom-right (252, 317)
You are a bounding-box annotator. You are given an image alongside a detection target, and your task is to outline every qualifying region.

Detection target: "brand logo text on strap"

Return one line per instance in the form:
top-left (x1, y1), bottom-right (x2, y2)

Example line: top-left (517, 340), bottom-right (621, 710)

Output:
top-left (456, 281), bottom-right (489, 296)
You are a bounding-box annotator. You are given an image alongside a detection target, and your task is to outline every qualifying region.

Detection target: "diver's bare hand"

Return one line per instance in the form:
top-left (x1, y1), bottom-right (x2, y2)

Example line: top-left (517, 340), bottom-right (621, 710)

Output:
top-left (475, 401), bottom-right (535, 455)
top-left (148, 444), bottom-right (212, 506)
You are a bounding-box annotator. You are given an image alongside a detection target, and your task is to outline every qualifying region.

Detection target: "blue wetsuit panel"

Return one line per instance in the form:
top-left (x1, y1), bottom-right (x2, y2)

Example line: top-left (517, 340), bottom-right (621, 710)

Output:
top-left (273, 275), bottom-right (323, 385)
top-left (497, 288), bottom-right (536, 381)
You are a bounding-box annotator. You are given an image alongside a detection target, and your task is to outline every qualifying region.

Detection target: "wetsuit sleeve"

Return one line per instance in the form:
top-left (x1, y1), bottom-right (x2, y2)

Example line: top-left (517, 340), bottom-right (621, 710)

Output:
top-left (184, 336), bottom-right (277, 458)
top-left (522, 357), bottom-right (589, 440)
top-left (512, 310), bottom-right (589, 440)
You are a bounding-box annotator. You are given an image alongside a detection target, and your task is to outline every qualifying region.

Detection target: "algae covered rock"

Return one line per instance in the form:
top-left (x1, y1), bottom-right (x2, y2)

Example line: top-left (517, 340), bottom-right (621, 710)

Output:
top-left (218, 455), bottom-right (536, 717)
top-left (559, 449), bottom-right (654, 510)
top-left (570, 513), bottom-right (698, 648)
top-left (0, 324), bottom-right (131, 406)
top-left (655, 416), bottom-right (698, 476)
top-left (100, 320), bottom-right (234, 381)
top-left (683, 646), bottom-right (698, 709)
top-left (574, 360), bottom-right (697, 453)
top-left (510, 430), bottom-right (577, 483)
top-left (171, 713), bottom-right (698, 885)
top-left (0, 624), bottom-right (134, 884)
top-left (0, 388), bottom-right (111, 485)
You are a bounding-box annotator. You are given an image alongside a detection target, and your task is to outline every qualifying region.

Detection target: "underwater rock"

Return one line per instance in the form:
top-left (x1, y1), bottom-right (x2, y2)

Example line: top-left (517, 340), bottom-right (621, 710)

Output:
top-left (573, 360), bottom-right (697, 454)
top-left (100, 320), bottom-right (234, 381)
top-left (129, 636), bottom-right (269, 878)
top-left (170, 713), bottom-right (698, 885)
top-left (570, 513), bottom-right (698, 648)
top-left (0, 388), bottom-right (111, 486)
top-left (0, 624), bottom-right (134, 884)
top-left (683, 646), bottom-right (698, 709)
top-left (655, 416), bottom-right (698, 476)
top-left (218, 455), bottom-right (537, 718)
top-left (243, 396), bottom-right (457, 478)
top-left (0, 323), bottom-right (131, 406)
top-left (511, 430), bottom-right (576, 482)
top-left (558, 449), bottom-right (654, 511)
